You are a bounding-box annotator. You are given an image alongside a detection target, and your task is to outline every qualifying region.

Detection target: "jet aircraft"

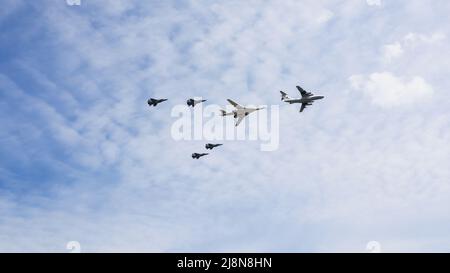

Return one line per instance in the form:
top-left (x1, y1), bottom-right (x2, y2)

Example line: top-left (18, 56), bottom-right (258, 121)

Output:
top-left (205, 143), bottom-right (223, 150)
top-left (147, 98), bottom-right (168, 107)
top-left (220, 99), bottom-right (264, 127)
top-left (280, 85), bottom-right (324, 112)
top-left (192, 153), bottom-right (208, 159)
top-left (187, 99), bottom-right (207, 107)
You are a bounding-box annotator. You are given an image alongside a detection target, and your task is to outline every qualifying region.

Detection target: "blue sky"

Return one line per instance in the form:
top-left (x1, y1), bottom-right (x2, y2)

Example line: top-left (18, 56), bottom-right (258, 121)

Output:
top-left (1, 0), bottom-right (450, 252)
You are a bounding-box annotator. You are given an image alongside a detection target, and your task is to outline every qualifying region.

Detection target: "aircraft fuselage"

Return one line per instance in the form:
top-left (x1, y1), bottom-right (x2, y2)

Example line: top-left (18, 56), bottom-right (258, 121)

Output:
top-left (223, 107), bottom-right (259, 118)
top-left (284, 96), bottom-right (324, 104)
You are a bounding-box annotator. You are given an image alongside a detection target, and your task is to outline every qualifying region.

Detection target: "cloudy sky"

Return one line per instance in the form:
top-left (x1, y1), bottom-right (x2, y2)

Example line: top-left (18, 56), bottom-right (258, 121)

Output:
top-left (1, 0), bottom-right (449, 252)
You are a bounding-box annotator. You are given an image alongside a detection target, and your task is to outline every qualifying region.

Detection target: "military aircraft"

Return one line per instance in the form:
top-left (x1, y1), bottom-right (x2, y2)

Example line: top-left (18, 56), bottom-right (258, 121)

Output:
top-left (220, 99), bottom-right (264, 127)
top-left (147, 98), bottom-right (168, 107)
top-left (187, 99), bottom-right (206, 107)
top-left (205, 143), bottom-right (222, 150)
top-left (280, 85), bottom-right (324, 112)
top-left (192, 153), bottom-right (208, 159)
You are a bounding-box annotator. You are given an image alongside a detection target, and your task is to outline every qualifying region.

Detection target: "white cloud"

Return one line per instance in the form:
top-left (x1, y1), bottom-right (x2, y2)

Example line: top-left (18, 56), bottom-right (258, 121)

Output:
top-left (316, 9), bottom-right (334, 24)
top-left (403, 32), bottom-right (446, 47)
top-left (349, 72), bottom-right (434, 107)
top-left (383, 42), bottom-right (403, 62)
top-left (366, 0), bottom-right (381, 6)
top-left (383, 32), bottom-right (446, 62)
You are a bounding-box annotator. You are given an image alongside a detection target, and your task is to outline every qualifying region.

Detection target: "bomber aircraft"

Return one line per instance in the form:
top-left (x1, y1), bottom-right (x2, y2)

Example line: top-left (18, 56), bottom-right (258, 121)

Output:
top-left (221, 99), bottom-right (264, 127)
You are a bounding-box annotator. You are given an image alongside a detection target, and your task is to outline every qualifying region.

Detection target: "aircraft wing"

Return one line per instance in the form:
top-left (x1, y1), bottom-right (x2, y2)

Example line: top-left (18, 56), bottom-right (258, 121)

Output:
top-left (300, 102), bottom-right (309, 112)
top-left (235, 116), bottom-right (245, 127)
top-left (296, 86), bottom-right (313, 98)
top-left (227, 99), bottom-right (244, 109)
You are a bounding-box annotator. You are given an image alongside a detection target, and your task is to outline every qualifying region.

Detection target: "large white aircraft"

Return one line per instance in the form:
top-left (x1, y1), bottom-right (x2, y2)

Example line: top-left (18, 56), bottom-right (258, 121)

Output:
top-left (220, 99), bottom-right (264, 127)
top-left (280, 85), bottom-right (324, 113)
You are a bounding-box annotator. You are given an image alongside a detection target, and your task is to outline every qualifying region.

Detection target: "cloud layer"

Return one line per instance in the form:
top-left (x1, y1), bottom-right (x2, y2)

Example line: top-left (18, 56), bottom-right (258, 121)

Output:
top-left (349, 72), bottom-right (434, 107)
top-left (0, 0), bottom-right (449, 252)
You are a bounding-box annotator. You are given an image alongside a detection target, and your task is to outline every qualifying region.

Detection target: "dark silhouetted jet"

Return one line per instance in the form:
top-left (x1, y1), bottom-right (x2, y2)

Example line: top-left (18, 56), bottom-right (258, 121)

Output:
top-left (192, 153), bottom-right (208, 159)
top-left (187, 99), bottom-right (206, 107)
top-left (205, 143), bottom-right (222, 150)
top-left (280, 85), bottom-right (324, 112)
top-left (147, 98), bottom-right (168, 107)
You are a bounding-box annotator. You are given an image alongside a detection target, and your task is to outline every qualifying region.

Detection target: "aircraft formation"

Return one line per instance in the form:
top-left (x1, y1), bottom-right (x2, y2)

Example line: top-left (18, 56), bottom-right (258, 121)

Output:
top-left (192, 143), bottom-right (223, 159)
top-left (147, 85), bottom-right (324, 159)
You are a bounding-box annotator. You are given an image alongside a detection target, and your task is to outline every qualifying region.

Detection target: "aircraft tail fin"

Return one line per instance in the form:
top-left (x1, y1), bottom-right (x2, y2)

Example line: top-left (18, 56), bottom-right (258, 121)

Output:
top-left (220, 109), bottom-right (227, 116)
top-left (280, 91), bottom-right (290, 101)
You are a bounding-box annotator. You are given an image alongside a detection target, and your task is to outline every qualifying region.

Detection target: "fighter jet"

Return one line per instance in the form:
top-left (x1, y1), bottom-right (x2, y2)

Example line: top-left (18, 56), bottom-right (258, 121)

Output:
top-left (147, 98), bottom-right (168, 107)
top-left (220, 99), bottom-right (264, 127)
top-left (187, 98), bottom-right (206, 107)
top-left (192, 153), bottom-right (208, 159)
top-left (205, 143), bottom-right (222, 150)
top-left (280, 85), bottom-right (324, 113)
